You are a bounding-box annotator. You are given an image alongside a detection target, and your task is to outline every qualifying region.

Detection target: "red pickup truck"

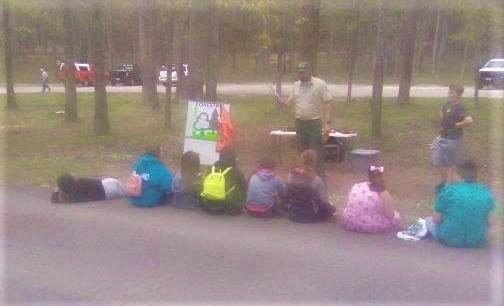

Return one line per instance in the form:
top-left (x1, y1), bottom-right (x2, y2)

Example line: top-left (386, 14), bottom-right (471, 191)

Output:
top-left (58, 62), bottom-right (95, 86)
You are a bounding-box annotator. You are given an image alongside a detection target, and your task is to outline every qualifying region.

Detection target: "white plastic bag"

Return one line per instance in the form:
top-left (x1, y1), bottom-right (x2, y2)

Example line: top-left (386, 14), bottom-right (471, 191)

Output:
top-left (397, 218), bottom-right (428, 241)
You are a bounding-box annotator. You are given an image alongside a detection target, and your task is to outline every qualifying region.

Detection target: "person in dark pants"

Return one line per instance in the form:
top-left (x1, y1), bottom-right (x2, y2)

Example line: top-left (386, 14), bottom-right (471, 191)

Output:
top-left (40, 68), bottom-right (51, 93)
top-left (275, 61), bottom-right (333, 182)
top-left (51, 174), bottom-right (125, 203)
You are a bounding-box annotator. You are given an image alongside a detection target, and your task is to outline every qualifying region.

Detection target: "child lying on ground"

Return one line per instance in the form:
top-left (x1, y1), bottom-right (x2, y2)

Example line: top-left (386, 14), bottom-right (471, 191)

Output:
top-left (51, 174), bottom-right (125, 203)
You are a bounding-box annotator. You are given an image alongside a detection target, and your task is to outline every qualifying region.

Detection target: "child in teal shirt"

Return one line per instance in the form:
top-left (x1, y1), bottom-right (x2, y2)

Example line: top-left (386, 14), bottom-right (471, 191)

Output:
top-left (426, 160), bottom-right (495, 248)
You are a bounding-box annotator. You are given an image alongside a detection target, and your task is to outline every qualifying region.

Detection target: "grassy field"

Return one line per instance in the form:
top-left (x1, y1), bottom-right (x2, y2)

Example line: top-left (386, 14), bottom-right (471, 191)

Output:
top-left (2, 93), bottom-right (502, 234)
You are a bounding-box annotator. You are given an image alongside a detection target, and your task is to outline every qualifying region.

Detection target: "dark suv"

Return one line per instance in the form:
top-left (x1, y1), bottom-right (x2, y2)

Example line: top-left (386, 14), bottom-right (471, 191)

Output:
top-left (478, 59), bottom-right (504, 89)
top-left (109, 64), bottom-right (142, 86)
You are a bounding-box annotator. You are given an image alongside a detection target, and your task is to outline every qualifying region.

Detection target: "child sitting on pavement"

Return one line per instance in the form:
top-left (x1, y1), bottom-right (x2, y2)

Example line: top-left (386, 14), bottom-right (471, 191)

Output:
top-left (127, 146), bottom-right (173, 208)
top-left (169, 150), bottom-right (202, 209)
top-left (245, 156), bottom-right (285, 217)
top-left (340, 165), bottom-right (403, 233)
top-left (201, 149), bottom-right (247, 215)
top-left (426, 160), bottom-right (495, 248)
top-left (285, 149), bottom-right (336, 223)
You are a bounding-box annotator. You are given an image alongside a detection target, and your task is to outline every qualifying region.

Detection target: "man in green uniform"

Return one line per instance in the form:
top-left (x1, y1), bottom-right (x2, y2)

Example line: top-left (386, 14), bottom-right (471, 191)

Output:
top-left (276, 62), bottom-right (333, 180)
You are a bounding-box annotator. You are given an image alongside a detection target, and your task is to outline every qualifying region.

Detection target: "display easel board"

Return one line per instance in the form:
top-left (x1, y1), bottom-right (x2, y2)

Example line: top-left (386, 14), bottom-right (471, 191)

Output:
top-left (183, 101), bottom-right (230, 165)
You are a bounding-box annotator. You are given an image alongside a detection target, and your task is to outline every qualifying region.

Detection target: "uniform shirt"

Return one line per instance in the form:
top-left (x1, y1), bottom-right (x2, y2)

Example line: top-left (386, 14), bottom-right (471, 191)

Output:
top-left (440, 101), bottom-right (466, 139)
top-left (288, 77), bottom-right (332, 120)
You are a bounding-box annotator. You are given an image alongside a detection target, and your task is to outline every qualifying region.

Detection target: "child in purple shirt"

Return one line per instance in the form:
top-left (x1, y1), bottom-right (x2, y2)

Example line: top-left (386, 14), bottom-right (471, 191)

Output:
top-left (245, 156), bottom-right (285, 217)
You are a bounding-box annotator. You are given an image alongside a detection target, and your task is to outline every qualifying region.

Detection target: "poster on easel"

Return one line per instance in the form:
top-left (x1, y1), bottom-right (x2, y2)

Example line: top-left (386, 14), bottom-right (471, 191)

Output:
top-left (183, 100), bottom-right (230, 165)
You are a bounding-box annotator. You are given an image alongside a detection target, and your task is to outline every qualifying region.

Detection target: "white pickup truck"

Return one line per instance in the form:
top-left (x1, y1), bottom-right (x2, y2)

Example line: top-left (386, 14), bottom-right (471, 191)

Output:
top-left (158, 64), bottom-right (189, 87)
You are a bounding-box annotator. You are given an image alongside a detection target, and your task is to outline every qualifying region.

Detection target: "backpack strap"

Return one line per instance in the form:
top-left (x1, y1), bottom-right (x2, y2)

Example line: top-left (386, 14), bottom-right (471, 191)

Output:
top-left (221, 167), bottom-right (233, 176)
top-left (222, 167), bottom-right (235, 196)
top-left (225, 185), bottom-right (236, 196)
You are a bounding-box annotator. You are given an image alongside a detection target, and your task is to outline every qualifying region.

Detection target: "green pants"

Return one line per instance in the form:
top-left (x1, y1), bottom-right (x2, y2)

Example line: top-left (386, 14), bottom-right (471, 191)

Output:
top-left (295, 118), bottom-right (326, 182)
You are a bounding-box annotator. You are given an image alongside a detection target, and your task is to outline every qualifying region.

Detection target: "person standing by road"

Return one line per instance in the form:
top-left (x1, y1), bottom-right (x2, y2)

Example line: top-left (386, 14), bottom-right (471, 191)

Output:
top-left (431, 84), bottom-right (473, 193)
top-left (40, 68), bottom-right (51, 93)
top-left (275, 61), bottom-right (333, 181)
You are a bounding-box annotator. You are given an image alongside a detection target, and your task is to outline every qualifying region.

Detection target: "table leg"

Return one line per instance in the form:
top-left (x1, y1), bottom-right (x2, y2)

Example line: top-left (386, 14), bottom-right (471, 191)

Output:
top-left (276, 135), bottom-right (282, 165)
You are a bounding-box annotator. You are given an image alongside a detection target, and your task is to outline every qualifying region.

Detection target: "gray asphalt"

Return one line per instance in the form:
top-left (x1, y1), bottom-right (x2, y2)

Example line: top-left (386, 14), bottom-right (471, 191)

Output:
top-left (1, 83), bottom-right (504, 99)
top-left (3, 186), bottom-right (503, 305)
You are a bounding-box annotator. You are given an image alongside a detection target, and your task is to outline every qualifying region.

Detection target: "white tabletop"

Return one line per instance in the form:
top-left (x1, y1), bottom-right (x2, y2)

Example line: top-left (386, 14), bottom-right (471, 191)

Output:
top-left (270, 130), bottom-right (297, 136)
top-left (328, 131), bottom-right (358, 138)
top-left (270, 130), bottom-right (357, 138)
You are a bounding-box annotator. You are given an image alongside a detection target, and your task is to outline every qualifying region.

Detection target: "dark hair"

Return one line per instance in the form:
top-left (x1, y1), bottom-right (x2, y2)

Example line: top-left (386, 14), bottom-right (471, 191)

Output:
top-left (367, 169), bottom-right (386, 192)
top-left (181, 151), bottom-right (200, 175)
top-left (219, 148), bottom-right (237, 168)
top-left (457, 160), bottom-right (478, 181)
top-left (259, 156), bottom-right (276, 170)
top-left (449, 84), bottom-right (464, 96)
top-left (57, 174), bottom-right (76, 193)
top-left (145, 145), bottom-right (160, 158)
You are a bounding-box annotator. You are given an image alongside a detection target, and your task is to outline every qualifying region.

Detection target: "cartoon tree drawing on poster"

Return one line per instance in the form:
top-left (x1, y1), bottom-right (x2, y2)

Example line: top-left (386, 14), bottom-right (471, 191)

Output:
top-left (191, 105), bottom-right (219, 141)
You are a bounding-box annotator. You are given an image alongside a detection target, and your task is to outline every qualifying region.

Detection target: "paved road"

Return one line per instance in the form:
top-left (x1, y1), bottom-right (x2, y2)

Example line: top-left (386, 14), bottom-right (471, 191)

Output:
top-left (3, 186), bottom-right (503, 305)
top-left (2, 83), bottom-right (504, 99)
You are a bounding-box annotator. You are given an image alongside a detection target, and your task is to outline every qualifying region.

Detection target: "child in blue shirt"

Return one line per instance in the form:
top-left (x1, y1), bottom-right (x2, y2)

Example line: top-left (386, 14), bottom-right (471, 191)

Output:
top-left (426, 160), bottom-right (495, 248)
top-left (128, 146), bottom-right (173, 208)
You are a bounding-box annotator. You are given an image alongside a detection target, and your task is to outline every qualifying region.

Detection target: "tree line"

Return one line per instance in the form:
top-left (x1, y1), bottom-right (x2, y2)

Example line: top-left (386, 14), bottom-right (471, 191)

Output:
top-left (3, 0), bottom-right (503, 137)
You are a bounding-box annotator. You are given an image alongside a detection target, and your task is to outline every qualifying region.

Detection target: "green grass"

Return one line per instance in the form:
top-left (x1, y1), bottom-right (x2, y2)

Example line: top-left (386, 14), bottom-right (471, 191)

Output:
top-left (2, 93), bottom-right (499, 182)
top-left (2, 93), bottom-right (502, 238)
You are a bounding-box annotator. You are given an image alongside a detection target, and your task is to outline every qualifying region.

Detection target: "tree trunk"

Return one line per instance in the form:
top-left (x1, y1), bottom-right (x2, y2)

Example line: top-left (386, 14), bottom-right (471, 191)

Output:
top-left (51, 40), bottom-right (58, 76)
top-left (3, 0), bottom-right (16, 110)
top-left (460, 38), bottom-right (469, 76)
top-left (346, 0), bottom-right (360, 104)
top-left (473, 24), bottom-right (483, 105)
top-left (371, 0), bottom-right (387, 139)
top-left (164, 8), bottom-right (175, 128)
top-left (299, 0), bottom-right (321, 75)
top-left (106, 0), bottom-right (114, 71)
top-left (231, 49), bottom-right (237, 70)
top-left (327, 17), bottom-right (335, 64)
top-left (287, 51), bottom-right (293, 73)
top-left (139, 0), bottom-right (159, 111)
top-left (413, 17), bottom-right (426, 81)
top-left (92, 0), bottom-right (110, 135)
top-left (437, 18), bottom-right (448, 61)
top-left (431, 2), bottom-right (441, 78)
top-left (205, 0), bottom-right (218, 100)
top-left (276, 51), bottom-right (284, 96)
top-left (187, 0), bottom-right (208, 100)
top-left (176, 8), bottom-right (191, 102)
top-left (62, 1), bottom-right (77, 121)
top-left (397, 4), bottom-right (419, 105)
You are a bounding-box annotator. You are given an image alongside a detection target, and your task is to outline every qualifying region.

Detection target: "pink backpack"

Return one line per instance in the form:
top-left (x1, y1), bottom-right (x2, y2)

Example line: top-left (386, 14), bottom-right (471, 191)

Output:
top-left (125, 172), bottom-right (143, 197)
